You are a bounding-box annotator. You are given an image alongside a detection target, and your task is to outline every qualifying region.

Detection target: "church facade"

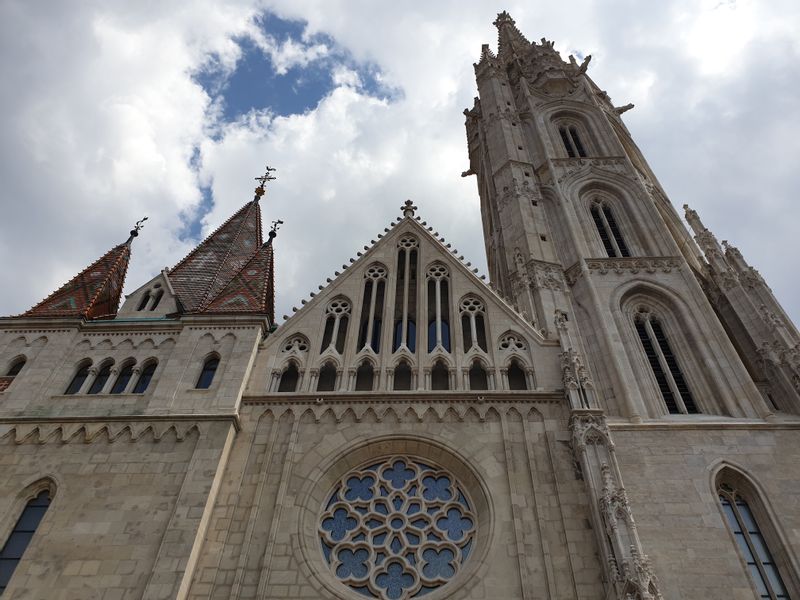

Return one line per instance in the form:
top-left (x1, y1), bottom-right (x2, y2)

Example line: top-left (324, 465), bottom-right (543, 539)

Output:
top-left (0, 12), bottom-right (798, 600)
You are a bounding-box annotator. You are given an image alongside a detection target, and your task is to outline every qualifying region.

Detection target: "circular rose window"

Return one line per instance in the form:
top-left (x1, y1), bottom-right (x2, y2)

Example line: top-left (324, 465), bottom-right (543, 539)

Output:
top-left (318, 455), bottom-right (476, 599)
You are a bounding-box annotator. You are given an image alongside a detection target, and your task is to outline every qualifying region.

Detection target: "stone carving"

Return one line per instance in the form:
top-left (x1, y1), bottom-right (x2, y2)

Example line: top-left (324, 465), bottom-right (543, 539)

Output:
top-left (552, 156), bottom-right (631, 184)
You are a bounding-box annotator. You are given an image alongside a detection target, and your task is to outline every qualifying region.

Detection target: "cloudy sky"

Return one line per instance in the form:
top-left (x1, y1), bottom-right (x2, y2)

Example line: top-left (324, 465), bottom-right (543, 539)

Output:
top-left (1, 0), bottom-right (799, 325)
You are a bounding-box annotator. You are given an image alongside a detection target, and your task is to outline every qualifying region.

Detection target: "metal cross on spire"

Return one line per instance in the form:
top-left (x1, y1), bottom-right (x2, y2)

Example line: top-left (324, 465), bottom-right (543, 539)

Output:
top-left (254, 165), bottom-right (277, 200)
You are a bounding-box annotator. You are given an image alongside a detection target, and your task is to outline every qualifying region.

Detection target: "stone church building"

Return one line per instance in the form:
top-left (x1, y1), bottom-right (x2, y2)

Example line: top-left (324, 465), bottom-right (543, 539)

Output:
top-left (0, 12), bottom-right (798, 600)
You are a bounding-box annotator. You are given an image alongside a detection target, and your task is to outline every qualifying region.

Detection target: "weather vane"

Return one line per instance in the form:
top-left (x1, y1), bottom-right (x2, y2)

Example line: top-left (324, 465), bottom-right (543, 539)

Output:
top-left (126, 216), bottom-right (149, 244)
top-left (254, 165), bottom-right (277, 199)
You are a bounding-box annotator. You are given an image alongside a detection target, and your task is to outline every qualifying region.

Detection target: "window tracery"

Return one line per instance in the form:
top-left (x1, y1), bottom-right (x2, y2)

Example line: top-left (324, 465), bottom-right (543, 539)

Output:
top-left (321, 298), bottom-right (351, 354)
top-left (358, 265), bottom-right (388, 353)
top-left (426, 264), bottom-right (451, 353)
top-left (319, 455), bottom-right (476, 600)
top-left (498, 333), bottom-right (526, 352)
top-left (634, 308), bottom-right (697, 414)
top-left (590, 199), bottom-right (630, 258)
top-left (459, 297), bottom-right (487, 352)
top-left (393, 237), bottom-right (419, 353)
top-left (282, 334), bottom-right (309, 354)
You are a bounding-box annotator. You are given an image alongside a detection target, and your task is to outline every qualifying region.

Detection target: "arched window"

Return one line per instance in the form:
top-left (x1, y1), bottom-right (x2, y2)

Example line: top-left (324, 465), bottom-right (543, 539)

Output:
top-left (460, 296), bottom-right (487, 352)
top-left (317, 361), bottom-right (337, 392)
top-left (278, 362), bottom-right (300, 393)
top-left (195, 357), bottom-right (218, 390)
top-left (558, 124), bottom-right (588, 158)
top-left (320, 298), bottom-right (351, 354)
top-left (394, 361), bottom-right (413, 391)
top-left (0, 489), bottom-right (52, 593)
top-left (6, 358), bottom-right (25, 377)
top-left (591, 200), bottom-right (630, 258)
top-left (634, 310), bottom-right (697, 414)
top-left (149, 289), bottom-right (164, 311)
top-left (426, 264), bottom-right (451, 353)
top-left (357, 264), bottom-right (387, 352)
top-left (137, 291), bottom-right (151, 311)
top-left (64, 361), bottom-right (91, 395)
top-left (468, 360), bottom-right (488, 391)
top-left (717, 478), bottom-right (791, 599)
top-left (87, 361), bottom-right (113, 395)
top-left (393, 236), bottom-right (419, 352)
top-left (508, 360), bottom-right (528, 390)
top-left (133, 360), bottom-right (158, 394)
top-left (431, 360), bottom-right (450, 391)
top-left (110, 361), bottom-right (135, 394)
top-left (355, 361), bottom-right (375, 391)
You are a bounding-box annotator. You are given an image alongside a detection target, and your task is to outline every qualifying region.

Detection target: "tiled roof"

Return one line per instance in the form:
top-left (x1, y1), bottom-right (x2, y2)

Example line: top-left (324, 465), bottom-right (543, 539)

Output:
top-left (22, 243), bottom-right (131, 320)
top-left (203, 241), bottom-right (275, 320)
top-left (168, 200), bottom-right (263, 312)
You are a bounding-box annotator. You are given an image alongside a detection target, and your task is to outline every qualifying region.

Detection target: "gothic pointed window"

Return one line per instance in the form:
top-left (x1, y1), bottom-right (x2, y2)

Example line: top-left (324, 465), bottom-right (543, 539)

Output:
top-left (558, 124), bottom-right (588, 158)
top-left (110, 361), bottom-right (135, 394)
top-left (393, 237), bottom-right (419, 352)
top-left (64, 361), bottom-right (91, 395)
top-left (591, 200), bottom-right (630, 257)
top-left (634, 310), bottom-right (698, 414)
top-left (133, 360), bottom-right (157, 393)
top-left (393, 360), bottom-right (412, 391)
top-left (137, 291), bottom-right (151, 311)
top-left (358, 264), bottom-right (387, 352)
top-left (321, 298), bottom-right (351, 354)
top-left (6, 358), bottom-right (25, 378)
top-left (0, 488), bottom-right (52, 594)
top-left (277, 362), bottom-right (300, 393)
top-left (195, 357), bottom-right (218, 390)
top-left (718, 481), bottom-right (790, 599)
top-left (426, 264), bottom-right (451, 353)
top-left (149, 289), bottom-right (164, 311)
top-left (87, 360), bottom-right (113, 395)
top-left (355, 361), bottom-right (375, 391)
top-left (507, 360), bottom-right (528, 390)
top-left (431, 360), bottom-right (450, 391)
top-left (460, 296), bottom-right (487, 352)
top-left (317, 361), bottom-right (337, 392)
top-left (468, 360), bottom-right (488, 391)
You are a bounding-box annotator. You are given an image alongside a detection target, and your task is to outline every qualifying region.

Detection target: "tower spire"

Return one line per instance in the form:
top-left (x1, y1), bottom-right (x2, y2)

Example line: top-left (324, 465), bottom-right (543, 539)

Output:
top-left (493, 11), bottom-right (530, 58)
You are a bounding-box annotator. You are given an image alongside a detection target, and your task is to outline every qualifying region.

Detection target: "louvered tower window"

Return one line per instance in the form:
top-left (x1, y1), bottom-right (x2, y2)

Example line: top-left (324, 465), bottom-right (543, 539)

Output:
top-left (559, 125), bottom-right (587, 158)
top-left (591, 201), bottom-right (630, 257)
top-left (634, 311), bottom-right (698, 414)
top-left (718, 483), bottom-right (789, 599)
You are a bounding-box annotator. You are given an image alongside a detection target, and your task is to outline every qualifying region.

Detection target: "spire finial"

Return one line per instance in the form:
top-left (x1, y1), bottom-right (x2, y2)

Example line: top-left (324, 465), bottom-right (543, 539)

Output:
top-left (401, 199), bottom-right (417, 218)
top-left (254, 165), bottom-right (277, 200)
top-left (493, 11), bottom-right (515, 28)
top-left (126, 216), bottom-right (148, 245)
top-left (267, 219), bottom-right (283, 243)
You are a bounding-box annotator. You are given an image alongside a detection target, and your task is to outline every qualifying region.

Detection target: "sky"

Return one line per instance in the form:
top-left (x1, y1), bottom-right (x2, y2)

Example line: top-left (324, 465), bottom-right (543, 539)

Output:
top-left (1, 0), bottom-right (799, 326)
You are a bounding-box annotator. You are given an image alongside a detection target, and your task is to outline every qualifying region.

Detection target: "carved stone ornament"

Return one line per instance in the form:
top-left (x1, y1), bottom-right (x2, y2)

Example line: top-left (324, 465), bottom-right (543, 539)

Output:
top-left (551, 156), bottom-right (632, 184)
top-left (569, 411), bottom-right (612, 454)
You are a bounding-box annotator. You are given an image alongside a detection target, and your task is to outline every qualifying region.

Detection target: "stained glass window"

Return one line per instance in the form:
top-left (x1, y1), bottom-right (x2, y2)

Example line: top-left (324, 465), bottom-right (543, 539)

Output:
top-left (319, 456), bottom-right (476, 599)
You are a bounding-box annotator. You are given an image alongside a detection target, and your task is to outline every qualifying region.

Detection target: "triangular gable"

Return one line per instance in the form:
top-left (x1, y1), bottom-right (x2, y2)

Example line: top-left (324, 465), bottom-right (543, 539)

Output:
top-left (203, 241), bottom-right (275, 320)
top-left (168, 200), bottom-right (263, 312)
top-left (22, 243), bottom-right (131, 320)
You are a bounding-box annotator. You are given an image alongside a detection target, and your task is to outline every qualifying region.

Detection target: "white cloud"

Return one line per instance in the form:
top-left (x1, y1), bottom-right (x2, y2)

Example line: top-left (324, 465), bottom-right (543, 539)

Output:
top-left (1, 0), bottom-right (799, 332)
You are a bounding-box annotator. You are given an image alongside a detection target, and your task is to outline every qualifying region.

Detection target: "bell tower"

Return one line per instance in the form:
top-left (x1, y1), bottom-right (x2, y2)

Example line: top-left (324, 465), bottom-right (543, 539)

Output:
top-left (463, 11), bottom-right (776, 422)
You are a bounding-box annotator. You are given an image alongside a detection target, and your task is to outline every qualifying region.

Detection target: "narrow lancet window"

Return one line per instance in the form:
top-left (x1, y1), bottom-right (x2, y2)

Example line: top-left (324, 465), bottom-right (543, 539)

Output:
top-left (468, 360), bottom-right (488, 390)
top-left (394, 361), bottom-right (412, 391)
top-left (137, 292), bottom-right (151, 311)
top-left (65, 361), bottom-right (91, 395)
top-left (431, 360), bottom-right (450, 391)
top-left (278, 362), bottom-right (300, 392)
top-left (426, 264), bottom-right (451, 353)
top-left (110, 362), bottom-right (134, 394)
top-left (460, 296), bottom-right (487, 352)
top-left (0, 489), bottom-right (52, 593)
top-left (321, 298), bottom-right (351, 354)
top-left (393, 237), bottom-right (419, 352)
top-left (591, 200), bottom-right (630, 257)
top-left (355, 361), bottom-right (375, 391)
top-left (6, 358), bottom-right (25, 378)
top-left (87, 361), bottom-right (113, 395)
top-left (133, 360), bottom-right (157, 393)
top-left (357, 264), bottom-right (387, 352)
top-left (718, 482), bottom-right (790, 599)
top-left (149, 290), bottom-right (164, 311)
top-left (635, 310), bottom-right (697, 414)
top-left (195, 357), bottom-right (218, 390)
top-left (558, 124), bottom-right (588, 158)
top-left (317, 361), bottom-right (337, 392)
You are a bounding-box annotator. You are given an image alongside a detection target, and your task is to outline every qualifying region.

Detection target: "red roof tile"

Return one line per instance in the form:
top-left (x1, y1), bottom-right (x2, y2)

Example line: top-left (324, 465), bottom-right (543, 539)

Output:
top-left (203, 241), bottom-right (275, 320)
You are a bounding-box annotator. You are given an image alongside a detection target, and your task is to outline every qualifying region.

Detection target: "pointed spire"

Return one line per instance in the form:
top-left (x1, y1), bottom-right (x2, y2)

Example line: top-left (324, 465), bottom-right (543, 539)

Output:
top-left (22, 234), bottom-right (134, 321)
top-left (168, 199), bottom-right (263, 313)
top-left (493, 11), bottom-right (530, 58)
top-left (203, 239), bottom-right (275, 320)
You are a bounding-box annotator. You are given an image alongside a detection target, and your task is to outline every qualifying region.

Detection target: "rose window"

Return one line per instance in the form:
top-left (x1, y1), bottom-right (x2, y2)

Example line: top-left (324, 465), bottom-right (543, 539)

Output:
top-left (319, 455), bottom-right (476, 599)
